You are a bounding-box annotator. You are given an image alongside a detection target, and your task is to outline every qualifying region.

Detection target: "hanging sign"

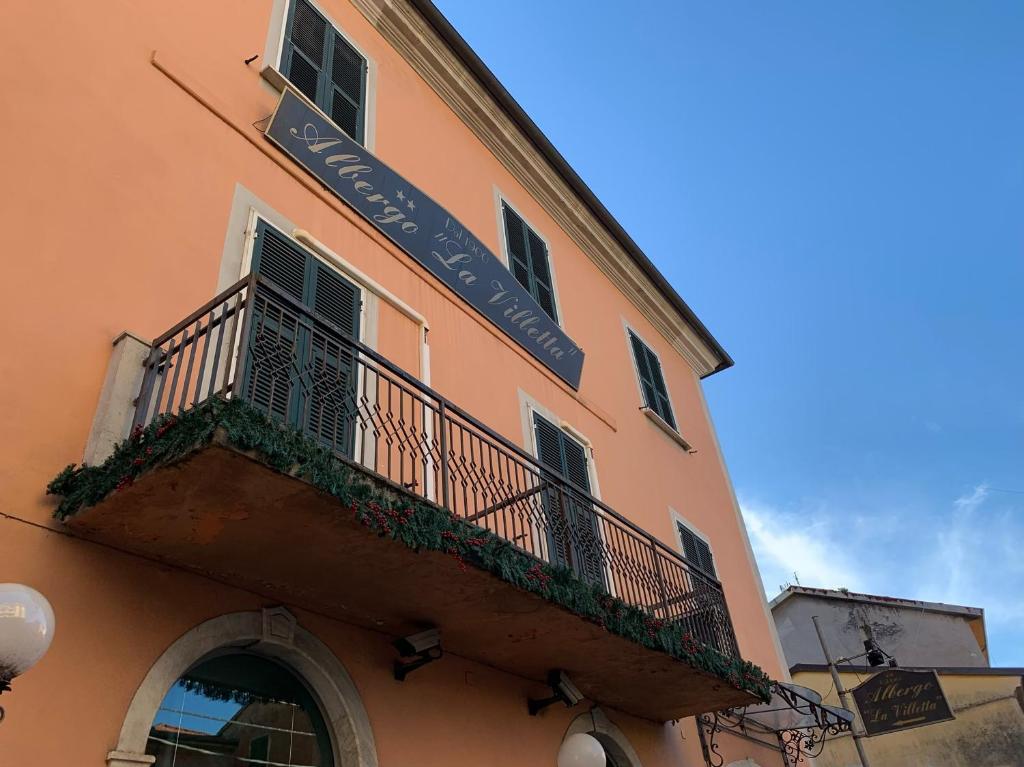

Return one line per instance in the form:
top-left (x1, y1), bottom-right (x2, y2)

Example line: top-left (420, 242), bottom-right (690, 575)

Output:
top-left (851, 669), bottom-right (954, 736)
top-left (265, 89), bottom-right (585, 389)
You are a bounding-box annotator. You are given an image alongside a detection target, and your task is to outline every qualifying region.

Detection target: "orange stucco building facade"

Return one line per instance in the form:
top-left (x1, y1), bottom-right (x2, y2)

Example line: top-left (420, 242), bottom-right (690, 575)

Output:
top-left (0, 1), bottom-right (788, 766)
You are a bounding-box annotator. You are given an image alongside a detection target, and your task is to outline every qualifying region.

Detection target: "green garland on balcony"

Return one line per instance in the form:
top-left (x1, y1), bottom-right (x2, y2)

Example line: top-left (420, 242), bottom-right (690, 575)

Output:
top-left (47, 398), bottom-right (772, 703)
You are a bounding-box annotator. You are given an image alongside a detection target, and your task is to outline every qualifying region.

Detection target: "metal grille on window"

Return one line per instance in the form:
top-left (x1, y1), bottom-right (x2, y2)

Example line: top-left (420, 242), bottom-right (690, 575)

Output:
top-left (330, 97), bottom-right (359, 141)
top-left (331, 36), bottom-right (363, 103)
top-left (286, 0), bottom-right (327, 104)
top-left (292, 0), bottom-right (327, 64)
top-left (288, 53), bottom-right (320, 103)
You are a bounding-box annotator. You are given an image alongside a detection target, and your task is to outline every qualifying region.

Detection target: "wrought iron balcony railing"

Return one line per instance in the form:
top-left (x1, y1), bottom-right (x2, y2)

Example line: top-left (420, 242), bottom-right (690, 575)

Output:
top-left (131, 274), bottom-right (741, 662)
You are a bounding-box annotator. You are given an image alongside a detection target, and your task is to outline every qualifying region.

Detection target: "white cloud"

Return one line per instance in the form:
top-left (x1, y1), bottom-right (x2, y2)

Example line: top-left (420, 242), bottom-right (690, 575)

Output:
top-left (740, 485), bottom-right (1024, 634)
top-left (740, 498), bottom-right (865, 595)
top-left (928, 484), bottom-right (1024, 625)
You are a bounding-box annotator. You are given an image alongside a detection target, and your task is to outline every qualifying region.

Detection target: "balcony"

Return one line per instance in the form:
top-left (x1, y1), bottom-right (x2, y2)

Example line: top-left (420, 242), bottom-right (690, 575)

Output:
top-left (49, 275), bottom-right (770, 721)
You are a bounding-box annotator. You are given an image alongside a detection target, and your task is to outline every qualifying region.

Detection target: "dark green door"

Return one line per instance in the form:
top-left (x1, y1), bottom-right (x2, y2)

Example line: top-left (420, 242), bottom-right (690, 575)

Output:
top-left (243, 220), bottom-right (361, 457)
top-left (533, 414), bottom-right (605, 588)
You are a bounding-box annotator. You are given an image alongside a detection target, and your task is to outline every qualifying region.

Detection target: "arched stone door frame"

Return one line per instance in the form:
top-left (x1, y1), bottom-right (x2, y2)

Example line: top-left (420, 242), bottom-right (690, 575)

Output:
top-left (563, 707), bottom-right (644, 767)
top-left (106, 608), bottom-right (378, 767)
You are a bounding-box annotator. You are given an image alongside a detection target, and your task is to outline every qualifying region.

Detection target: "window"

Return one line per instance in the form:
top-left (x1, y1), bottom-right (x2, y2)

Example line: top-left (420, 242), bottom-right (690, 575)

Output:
top-left (282, 0), bottom-right (367, 143)
top-left (677, 521), bottom-right (716, 578)
top-left (628, 330), bottom-right (676, 429)
top-left (533, 413), bottom-right (604, 587)
top-left (245, 220), bottom-right (362, 457)
top-left (146, 652), bottom-right (334, 766)
top-left (501, 202), bottom-right (558, 322)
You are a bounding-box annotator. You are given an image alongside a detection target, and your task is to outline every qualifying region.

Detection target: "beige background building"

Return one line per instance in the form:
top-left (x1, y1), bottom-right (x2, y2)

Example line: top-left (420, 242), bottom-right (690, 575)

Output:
top-left (772, 586), bottom-right (1024, 766)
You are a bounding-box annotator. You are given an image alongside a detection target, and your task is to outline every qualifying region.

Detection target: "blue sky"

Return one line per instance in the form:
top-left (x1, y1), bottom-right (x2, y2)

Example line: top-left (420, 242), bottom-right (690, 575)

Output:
top-left (435, 0), bottom-right (1024, 665)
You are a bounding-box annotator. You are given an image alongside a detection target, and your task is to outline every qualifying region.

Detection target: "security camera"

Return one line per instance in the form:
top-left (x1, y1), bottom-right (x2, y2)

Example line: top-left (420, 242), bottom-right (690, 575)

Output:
top-left (549, 669), bottom-right (583, 706)
top-left (394, 628), bottom-right (441, 657)
top-left (528, 669), bottom-right (585, 715)
top-left (393, 628), bottom-right (442, 681)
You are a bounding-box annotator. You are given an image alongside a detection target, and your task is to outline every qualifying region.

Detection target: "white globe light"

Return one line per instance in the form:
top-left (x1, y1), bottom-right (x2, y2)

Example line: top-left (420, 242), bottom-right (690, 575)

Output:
top-left (557, 733), bottom-right (606, 767)
top-left (0, 584), bottom-right (55, 681)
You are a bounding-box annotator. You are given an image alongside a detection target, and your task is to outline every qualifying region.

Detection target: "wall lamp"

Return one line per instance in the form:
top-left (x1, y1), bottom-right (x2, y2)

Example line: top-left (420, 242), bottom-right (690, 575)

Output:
top-left (528, 669), bottom-right (584, 715)
top-left (393, 628), bottom-right (442, 681)
top-left (0, 584), bottom-right (55, 723)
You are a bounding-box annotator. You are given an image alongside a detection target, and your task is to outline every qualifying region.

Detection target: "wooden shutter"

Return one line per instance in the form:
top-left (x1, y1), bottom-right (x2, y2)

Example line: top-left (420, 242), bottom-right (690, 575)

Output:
top-left (629, 331), bottom-right (676, 429)
top-left (533, 414), bottom-right (572, 569)
top-left (328, 35), bottom-right (366, 143)
top-left (502, 203), bottom-right (558, 322)
top-left (533, 414), bottom-right (564, 473)
top-left (283, 0), bottom-right (366, 143)
top-left (282, 0), bottom-right (328, 106)
top-left (245, 223), bottom-right (308, 422)
top-left (306, 261), bottom-right (360, 455)
top-left (678, 523), bottom-right (716, 578)
top-left (246, 221), bottom-right (361, 458)
top-left (502, 204), bottom-right (533, 290)
top-left (311, 261), bottom-right (359, 334)
top-left (560, 436), bottom-right (591, 494)
top-left (526, 229), bottom-right (557, 321)
top-left (560, 435), bottom-right (604, 586)
top-left (252, 223), bottom-right (308, 302)
top-left (533, 414), bottom-right (603, 587)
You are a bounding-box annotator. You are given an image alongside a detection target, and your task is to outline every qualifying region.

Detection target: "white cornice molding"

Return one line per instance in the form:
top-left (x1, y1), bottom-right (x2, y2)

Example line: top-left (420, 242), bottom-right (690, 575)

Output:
top-left (349, 0), bottom-right (720, 376)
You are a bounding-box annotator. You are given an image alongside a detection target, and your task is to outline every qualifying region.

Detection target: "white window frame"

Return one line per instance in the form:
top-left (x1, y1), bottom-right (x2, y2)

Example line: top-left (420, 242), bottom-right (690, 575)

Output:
top-left (227, 209), bottom-right (375, 471)
top-left (219, 185), bottom-right (440, 500)
top-left (518, 390), bottom-right (618, 593)
top-left (621, 318), bottom-right (691, 450)
top-left (669, 507), bottom-right (716, 578)
top-left (261, 0), bottom-right (378, 150)
top-left (494, 189), bottom-right (565, 328)
top-left (240, 210), bottom-right (370, 345)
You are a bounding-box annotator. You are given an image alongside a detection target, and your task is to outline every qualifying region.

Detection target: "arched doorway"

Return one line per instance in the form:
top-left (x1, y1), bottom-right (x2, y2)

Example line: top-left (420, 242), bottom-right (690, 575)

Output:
top-left (146, 651), bottom-right (334, 766)
top-left (106, 609), bottom-right (377, 767)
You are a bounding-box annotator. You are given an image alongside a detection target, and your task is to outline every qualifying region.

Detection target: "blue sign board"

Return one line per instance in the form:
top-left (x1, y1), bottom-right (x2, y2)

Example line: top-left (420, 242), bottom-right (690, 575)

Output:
top-left (265, 89), bottom-right (584, 389)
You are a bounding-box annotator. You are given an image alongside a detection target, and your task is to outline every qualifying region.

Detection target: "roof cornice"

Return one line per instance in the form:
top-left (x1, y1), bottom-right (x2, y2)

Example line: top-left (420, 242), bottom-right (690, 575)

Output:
top-left (791, 664), bottom-right (1024, 678)
top-left (771, 586), bottom-right (985, 619)
top-left (349, 0), bottom-right (732, 377)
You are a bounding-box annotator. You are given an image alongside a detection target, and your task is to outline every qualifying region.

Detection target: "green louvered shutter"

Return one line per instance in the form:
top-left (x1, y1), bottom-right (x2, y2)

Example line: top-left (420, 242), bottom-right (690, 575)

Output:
top-left (502, 203), bottom-right (558, 322)
top-left (327, 34), bottom-right (366, 143)
top-left (526, 228), bottom-right (556, 321)
top-left (678, 522), bottom-right (716, 578)
top-left (533, 414), bottom-right (604, 587)
top-left (282, 0), bottom-right (328, 107)
top-left (305, 261), bottom-right (361, 456)
top-left (246, 221), bottom-right (361, 457)
top-left (534, 414), bottom-right (572, 569)
top-left (282, 0), bottom-right (367, 143)
top-left (629, 330), bottom-right (676, 429)
top-left (245, 223), bottom-right (309, 423)
top-left (560, 435), bottom-right (605, 587)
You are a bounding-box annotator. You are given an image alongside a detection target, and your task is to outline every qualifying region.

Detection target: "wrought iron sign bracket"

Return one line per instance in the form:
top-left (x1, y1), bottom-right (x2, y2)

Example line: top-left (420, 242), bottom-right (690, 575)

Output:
top-left (697, 681), bottom-right (854, 767)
